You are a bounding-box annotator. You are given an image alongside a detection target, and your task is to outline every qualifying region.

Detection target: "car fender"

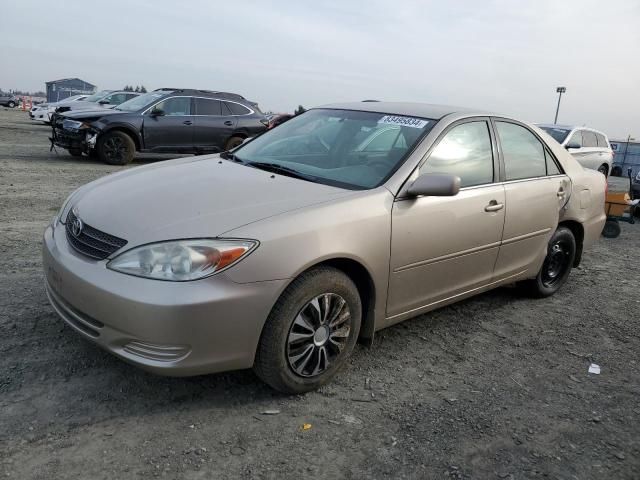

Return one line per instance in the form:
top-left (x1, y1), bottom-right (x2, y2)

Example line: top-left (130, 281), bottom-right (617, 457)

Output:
top-left (99, 121), bottom-right (143, 150)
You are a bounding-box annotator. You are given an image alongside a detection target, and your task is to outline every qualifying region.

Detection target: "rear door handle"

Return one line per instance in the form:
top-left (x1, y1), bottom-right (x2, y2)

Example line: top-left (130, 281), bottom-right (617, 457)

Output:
top-left (484, 200), bottom-right (504, 212)
top-left (557, 188), bottom-right (566, 198)
top-left (183, 120), bottom-right (193, 125)
top-left (224, 120), bottom-right (233, 126)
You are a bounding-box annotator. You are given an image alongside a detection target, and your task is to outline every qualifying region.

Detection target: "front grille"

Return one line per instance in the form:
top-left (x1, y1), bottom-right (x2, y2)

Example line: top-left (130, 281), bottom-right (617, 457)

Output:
top-left (66, 210), bottom-right (127, 260)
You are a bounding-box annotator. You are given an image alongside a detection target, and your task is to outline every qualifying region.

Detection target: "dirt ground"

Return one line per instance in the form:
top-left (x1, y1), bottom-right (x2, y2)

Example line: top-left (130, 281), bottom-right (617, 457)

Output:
top-left (0, 107), bottom-right (639, 480)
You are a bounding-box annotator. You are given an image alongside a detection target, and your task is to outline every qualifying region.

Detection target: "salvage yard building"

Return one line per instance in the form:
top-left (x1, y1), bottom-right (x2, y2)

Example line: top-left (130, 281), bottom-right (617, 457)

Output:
top-left (45, 78), bottom-right (96, 103)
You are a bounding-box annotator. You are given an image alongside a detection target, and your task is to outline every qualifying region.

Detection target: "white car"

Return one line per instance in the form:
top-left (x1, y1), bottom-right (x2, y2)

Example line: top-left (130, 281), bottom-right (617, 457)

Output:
top-left (30, 95), bottom-right (88, 124)
top-left (537, 124), bottom-right (613, 176)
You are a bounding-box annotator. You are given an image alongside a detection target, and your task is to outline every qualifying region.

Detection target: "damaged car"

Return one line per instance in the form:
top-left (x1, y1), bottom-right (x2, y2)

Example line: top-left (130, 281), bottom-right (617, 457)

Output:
top-left (51, 88), bottom-right (268, 163)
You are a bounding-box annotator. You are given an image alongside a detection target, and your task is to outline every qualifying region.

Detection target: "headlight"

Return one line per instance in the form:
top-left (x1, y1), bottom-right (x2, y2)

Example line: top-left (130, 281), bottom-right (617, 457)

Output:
top-left (62, 119), bottom-right (90, 131)
top-left (107, 239), bottom-right (258, 281)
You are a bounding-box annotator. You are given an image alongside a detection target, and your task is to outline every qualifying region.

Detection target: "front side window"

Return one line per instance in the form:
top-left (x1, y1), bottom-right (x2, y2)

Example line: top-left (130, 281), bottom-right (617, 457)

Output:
top-left (420, 121), bottom-right (494, 188)
top-left (233, 109), bottom-right (434, 189)
top-left (195, 98), bottom-right (222, 116)
top-left (496, 122), bottom-right (546, 180)
top-left (84, 90), bottom-right (112, 102)
top-left (154, 97), bottom-right (191, 116)
top-left (568, 131), bottom-right (583, 147)
top-left (582, 131), bottom-right (598, 148)
top-left (115, 91), bottom-right (169, 112)
top-left (104, 93), bottom-right (128, 105)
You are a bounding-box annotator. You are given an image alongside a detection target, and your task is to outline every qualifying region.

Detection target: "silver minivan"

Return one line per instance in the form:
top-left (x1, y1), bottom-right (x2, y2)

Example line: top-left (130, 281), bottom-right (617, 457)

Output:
top-left (537, 124), bottom-right (613, 176)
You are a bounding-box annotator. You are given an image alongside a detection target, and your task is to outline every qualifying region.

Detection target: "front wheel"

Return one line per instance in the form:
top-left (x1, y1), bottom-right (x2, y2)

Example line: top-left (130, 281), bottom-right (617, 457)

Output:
top-left (519, 226), bottom-right (576, 298)
top-left (97, 131), bottom-right (135, 165)
top-left (254, 267), bottom-right (362, 393)
top-left (8, 101), bottom-right (16, 108)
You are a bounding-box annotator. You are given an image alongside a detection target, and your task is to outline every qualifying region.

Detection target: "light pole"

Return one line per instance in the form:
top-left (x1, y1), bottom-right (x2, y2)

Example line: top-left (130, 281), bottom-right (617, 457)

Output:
top-left (554, 86), bottom-right (566, 124)
top-left (623, 134), bottom-right (635, 166)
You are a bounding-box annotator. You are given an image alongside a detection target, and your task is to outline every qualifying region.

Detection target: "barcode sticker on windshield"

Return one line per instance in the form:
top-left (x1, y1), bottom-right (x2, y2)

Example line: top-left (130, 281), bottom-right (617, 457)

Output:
top-left (378, 115), bottom-right (429, 129)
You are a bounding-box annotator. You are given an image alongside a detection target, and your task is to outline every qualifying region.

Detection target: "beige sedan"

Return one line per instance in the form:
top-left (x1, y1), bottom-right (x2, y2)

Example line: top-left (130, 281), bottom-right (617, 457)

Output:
top-left (43, 103), bottom-right (606, 393)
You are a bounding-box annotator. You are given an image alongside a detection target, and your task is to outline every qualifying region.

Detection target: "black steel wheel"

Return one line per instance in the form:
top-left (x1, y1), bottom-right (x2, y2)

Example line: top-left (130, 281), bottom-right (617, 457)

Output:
top-left (254, 266), bottom-right (361, 393)
top-left (8, 101), bottom-right (16, 108)
top-left (602, 219), bottom-right (621, 238)
top-left (519, 226), bottom-right (576, 298)
top-left (97, 131), bottom-right (135, 165)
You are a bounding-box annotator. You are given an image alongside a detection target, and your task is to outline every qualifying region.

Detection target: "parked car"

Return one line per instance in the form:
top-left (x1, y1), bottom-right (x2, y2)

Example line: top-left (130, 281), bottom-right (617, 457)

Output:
top-left (51, 88), bottom-right (268, 163)
top-left (267, 113), bottom-right (294, 129)
top-left (54, 90), bottom-right (140, 115)
top-left (0, 92), bottom-right (19, 108)
top-left (537, 124), bottom-right (613, 176)
top-left (43, 102), bottom-right (606, 393)
top-left (30, 94), bottom-right (89, 124)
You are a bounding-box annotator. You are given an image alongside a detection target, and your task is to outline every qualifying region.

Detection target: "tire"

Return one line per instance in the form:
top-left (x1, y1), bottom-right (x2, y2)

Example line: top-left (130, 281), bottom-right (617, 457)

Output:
top-left (68, 148), bottom-right (83, 157)
top-left (224, 136), bottom-right (244, 151)
top-left (597, 164), bottom-right (609, 176)
top-left (254, 266), bottom-right (362, 394)
top-left (611, 166), bottom-right (622, 177)
top-left (519, 226), bottom-right (576, 298)
top-left (87, 149), bottom-right (99, 159)
top-left (8, 101), bottom-right (16, 108)
top-left (97, 131), bottom-right (135, 165)
top-left (602, 219), bottom-right (621, 238)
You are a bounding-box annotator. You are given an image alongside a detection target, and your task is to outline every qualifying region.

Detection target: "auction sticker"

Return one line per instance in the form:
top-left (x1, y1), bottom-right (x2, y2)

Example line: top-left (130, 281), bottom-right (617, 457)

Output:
top-left (378, 115), bottom-right (429, 129)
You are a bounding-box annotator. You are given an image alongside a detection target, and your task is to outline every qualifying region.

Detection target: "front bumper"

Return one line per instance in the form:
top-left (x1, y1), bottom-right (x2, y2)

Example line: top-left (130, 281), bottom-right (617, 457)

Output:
top-left (42, 220), bottom-right (286, 376)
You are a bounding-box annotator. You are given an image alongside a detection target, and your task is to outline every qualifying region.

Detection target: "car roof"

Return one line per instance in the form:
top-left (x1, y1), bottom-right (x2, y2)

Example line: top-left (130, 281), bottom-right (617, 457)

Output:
top-left (536, 123), bottom-right (608, 136)
top-left (316, 101), bottom-right (490, 120)
top-left (154, 88), bottom-right (246, 101)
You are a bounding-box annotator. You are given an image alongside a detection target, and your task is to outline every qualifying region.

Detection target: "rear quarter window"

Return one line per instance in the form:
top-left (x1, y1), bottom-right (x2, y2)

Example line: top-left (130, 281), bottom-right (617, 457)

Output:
top-left (225, 102), bottom-right (251, 115)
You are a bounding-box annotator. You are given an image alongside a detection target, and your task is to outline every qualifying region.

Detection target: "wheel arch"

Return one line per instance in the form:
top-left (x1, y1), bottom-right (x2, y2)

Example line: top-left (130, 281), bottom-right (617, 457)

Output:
top-left (558, 219), bottom-right (584, 267)
top-left (100, 125), bottom-right (141, 150)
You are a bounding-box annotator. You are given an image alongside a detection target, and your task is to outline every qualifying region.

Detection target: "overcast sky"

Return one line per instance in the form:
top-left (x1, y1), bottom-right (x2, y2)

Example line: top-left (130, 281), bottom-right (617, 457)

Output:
top-left (1, 0), bottom-right (638, 138)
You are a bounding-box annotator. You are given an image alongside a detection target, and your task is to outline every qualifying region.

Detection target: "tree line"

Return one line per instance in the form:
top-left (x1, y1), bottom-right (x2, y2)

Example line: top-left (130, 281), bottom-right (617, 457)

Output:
top-left (123, 85), bottom-right (147, 93)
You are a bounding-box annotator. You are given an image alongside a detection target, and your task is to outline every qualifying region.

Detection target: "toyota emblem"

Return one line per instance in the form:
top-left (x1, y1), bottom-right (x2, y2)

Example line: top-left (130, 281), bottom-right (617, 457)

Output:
top-left (71, 216), bottom-right (83, 238)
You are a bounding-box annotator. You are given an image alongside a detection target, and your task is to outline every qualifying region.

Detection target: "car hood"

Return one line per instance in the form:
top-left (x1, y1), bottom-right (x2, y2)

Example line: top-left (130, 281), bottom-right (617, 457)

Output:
top-left (70, 156), bottom-right (354, 249)
top-left (59, 108), bottom-right (124, 120)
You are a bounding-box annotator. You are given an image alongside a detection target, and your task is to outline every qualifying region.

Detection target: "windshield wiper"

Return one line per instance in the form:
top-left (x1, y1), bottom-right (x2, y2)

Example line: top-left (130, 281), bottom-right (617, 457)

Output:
top-left (220, 151), bottom-right (245, 163)
top-left (245, 161), bottom-right (317, 182)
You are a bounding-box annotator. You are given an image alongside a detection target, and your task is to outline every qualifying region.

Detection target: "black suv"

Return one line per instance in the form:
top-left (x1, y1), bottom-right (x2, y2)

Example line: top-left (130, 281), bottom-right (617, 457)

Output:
top-left (51, 89), bottom-right (268, 165)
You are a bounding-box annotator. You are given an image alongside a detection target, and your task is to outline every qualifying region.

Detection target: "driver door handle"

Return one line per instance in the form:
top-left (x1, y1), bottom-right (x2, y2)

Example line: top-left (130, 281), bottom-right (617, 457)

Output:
top-left (484, 200), bottom-right (504, 212)
top-left (183, 120), bottom-right (193, 125)
top-left (224, 120), bottom-right (233, 126)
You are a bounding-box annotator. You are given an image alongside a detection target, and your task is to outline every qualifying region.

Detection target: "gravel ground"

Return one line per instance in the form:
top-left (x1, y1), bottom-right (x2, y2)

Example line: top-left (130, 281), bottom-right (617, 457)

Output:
top-left (1, 108), bottom-right (639, 479)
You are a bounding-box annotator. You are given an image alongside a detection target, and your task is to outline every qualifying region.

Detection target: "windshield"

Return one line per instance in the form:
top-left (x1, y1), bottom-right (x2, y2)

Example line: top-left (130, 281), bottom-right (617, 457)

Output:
top-left (83, 90), bottom-right (112, 102)
top-left (539, 126), bottom-right (571, 144)
top-left (233, 109), bottom-right (434, 189)
top-left (115, 91), bottom-right (173, 112)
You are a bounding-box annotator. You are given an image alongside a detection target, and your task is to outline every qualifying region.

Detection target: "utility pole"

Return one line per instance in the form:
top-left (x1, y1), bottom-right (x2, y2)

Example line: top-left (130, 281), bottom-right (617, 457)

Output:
top-left (554, 87), bottom-right (566, 124)
top-left (623, 134), bottom-right (635, 166)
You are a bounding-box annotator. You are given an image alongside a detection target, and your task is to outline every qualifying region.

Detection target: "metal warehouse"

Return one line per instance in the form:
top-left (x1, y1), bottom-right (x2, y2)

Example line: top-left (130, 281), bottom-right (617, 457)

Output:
top-left (611, 139), bottom-right (640, 176)
top-left (45, 78), bottom-right (96, 103)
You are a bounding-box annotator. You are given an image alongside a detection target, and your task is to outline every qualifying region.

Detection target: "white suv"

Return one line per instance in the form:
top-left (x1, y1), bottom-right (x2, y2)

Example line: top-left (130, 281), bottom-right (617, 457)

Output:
top-left (537, 124), bottom-right (613, 176)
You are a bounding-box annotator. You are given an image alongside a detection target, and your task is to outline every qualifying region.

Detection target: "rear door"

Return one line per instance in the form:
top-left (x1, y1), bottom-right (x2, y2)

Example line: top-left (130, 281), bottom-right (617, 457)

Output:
top-left (142, 96), bottom-right (195, 150)
top-left (492, 120), bottom-right (570, 281)
top-left (580, 130), bottom-right (601, 170)
top-left (192, 97), bottom-right (231, 150)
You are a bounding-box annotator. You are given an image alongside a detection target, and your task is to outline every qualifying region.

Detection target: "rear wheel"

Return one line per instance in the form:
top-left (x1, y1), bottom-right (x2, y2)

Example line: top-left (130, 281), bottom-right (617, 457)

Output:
top-left (611, 166), bottom-right (622, 177)
top-left (7, 101), bottom-right (16, 108)
top-left (519, 227), bottom-right (576, 298)
top-left (602, 219), bottom-right (621, 238)
top-left (224, 136), bottom-right (244, 151)
top-left (97, 131), bottom-right (135, 165)
top-left (597, 164), bottom-right (609, 176)
top-left (68, 148), bottom-right (83, 157)
top-left (254, 267), bottom-right (361, 393)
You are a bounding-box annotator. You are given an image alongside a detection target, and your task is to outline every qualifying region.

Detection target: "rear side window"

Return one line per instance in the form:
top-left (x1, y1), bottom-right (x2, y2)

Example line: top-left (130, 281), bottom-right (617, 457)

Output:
top-left (420, 121), bottom-right (494, 188)
top-left (582, 131), bottom-right (598, 148)
top-left (195, 98), bottom-right (222, 116)
top-left (224, 101), bottom-right (251, 115)
top-left (495, 121), bottom-right (546, 180)
top-left (596, 133), bottom-right (609, 148)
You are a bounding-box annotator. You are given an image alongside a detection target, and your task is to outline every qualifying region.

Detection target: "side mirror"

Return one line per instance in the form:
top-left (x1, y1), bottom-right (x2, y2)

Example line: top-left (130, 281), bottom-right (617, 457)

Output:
top-left (98, 100), bottom-right (110, 105)
top-left (407, 173), bottom-right (461, 197)
top-left (150, 108), bottom-right (165, 117)
top-left (565, 142), bottom-right (581, 150)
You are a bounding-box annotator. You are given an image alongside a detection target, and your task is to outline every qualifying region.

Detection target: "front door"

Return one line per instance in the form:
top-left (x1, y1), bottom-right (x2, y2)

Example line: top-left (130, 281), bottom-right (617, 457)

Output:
top-left (491, 120), bottom-right (569, 280)
top-left (142, 96), bottom-right (195, 151)
top-left (387, 119), bottom-right (505, 318)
